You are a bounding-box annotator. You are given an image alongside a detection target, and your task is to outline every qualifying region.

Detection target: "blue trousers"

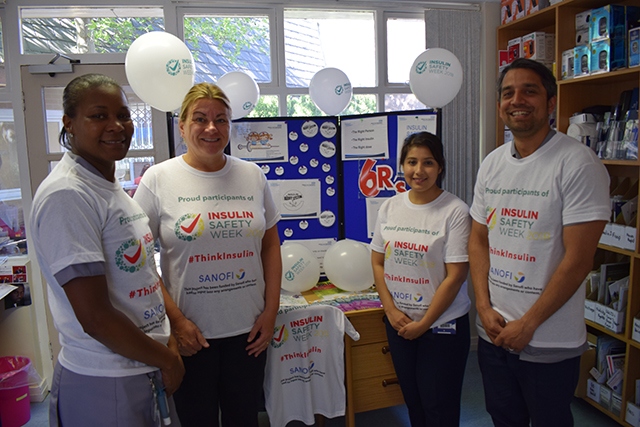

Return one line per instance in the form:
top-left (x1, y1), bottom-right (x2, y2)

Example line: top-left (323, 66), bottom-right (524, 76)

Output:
top-left (477, 338), bottom-right (581, 427)
top-left (173, 332), bottom-right (266, 427)
top-left (384, 313), bottom-right (470, 427)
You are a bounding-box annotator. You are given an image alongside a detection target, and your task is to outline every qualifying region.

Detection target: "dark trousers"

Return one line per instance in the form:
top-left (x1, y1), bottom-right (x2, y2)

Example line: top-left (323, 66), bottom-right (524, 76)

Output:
top-left (173, 332), bottom-right (267, 427)
top-left (384, 313), bottom-right (470, 427)
top-left (477, 338), bottom-right (581, 427)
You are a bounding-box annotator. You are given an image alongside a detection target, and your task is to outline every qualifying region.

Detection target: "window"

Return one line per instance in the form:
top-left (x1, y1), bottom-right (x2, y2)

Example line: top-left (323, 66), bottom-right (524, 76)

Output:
top-left (385, 93), bottom-right (426, 112)
top-left (19, 7), bottom-right (164, 54)
top-left (0, 104), bottom-right (25, 255)
top-left (182, 13), bottom-right (271, 84)
top-left (0, 18), bottom-right (5, 87)
top-left (386, 16), bottom-right (425, 84)
top-left (283, 10), bottom-right (375, 88)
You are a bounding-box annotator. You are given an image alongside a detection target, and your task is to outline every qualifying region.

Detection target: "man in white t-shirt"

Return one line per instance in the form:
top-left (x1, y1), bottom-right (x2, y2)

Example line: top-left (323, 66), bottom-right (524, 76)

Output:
top-left (469, 58), bottom-right (610, 427)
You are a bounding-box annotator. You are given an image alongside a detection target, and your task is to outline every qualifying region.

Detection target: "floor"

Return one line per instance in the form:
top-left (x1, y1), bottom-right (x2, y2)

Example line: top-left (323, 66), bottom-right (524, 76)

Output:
top-left (23, 351), bottom-right (622, 427)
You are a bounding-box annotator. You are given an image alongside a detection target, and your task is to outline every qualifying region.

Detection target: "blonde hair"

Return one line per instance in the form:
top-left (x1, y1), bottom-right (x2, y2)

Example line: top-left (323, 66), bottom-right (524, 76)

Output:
top-left (179, 83), bottom-right (232, 123)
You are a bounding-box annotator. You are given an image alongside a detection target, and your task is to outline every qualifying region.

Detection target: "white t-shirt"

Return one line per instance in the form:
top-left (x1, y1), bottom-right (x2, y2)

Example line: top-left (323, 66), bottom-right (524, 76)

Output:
top-left (470, 132), bottom-right (610, 348)
top-left (30, 153), bottom-right (169, 377)
top-left (264, 304), bottom-right (360, 427)
top-left (370, 190), bottom-right (471, 326)
top-left (134, 155), bottom-right (280, 339)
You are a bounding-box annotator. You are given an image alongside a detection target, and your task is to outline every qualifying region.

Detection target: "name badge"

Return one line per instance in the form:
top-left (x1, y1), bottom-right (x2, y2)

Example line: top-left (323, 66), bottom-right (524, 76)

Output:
top-left (432, 320), bottom-right (457, 335)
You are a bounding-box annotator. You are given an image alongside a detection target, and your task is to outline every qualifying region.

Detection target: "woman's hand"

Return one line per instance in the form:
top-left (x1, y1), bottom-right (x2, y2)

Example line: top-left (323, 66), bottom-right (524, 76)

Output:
top-left (398, 321), bottom-right (428, 340)
top-left (386, 306), bottom-right (413, 332)
top-left (246, 310), bottom-right (276, 357)
top-left (171, 316), bottom-right (209, 356)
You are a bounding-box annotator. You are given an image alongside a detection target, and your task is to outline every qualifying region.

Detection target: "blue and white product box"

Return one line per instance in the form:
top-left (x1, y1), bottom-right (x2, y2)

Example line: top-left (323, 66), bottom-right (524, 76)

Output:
top-left (591, 37), bottom-right (628, 71)
top-left (631, 27), bottom-right (640, 68)
top-left (591, 39), bottom-right (610, 73)
top-left (562, 48), bottom-right (574, 79)
top-left (590, 5), bottom-right (626, 43)
top-left (574, 44), bottom-right (591, 77)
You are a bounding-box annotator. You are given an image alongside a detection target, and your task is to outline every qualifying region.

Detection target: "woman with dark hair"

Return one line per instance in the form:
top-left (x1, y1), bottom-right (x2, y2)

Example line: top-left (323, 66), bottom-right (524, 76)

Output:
top-left (30, 73), bottom-right (183, 426)
top-left (370, 131), bottom-right (471, 427)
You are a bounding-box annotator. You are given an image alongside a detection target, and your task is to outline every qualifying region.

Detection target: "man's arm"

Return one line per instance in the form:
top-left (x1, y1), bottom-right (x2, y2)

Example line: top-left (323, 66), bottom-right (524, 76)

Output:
top-left (469, 219), bottom-right (506, 343)
top-left (494, 220), bottom-right (606, 351)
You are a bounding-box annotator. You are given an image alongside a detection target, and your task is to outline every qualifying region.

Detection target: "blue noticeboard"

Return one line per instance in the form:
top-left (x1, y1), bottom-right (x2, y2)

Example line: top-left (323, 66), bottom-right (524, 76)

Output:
top-left (229, 116), bottom-right (341, 244)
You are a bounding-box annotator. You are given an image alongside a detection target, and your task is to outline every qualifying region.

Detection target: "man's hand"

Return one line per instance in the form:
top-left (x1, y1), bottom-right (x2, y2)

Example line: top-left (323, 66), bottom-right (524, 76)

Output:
top-left (494, 318), bottom-right (535, 352)
top-left (477, 306), bottom-right (506, 343)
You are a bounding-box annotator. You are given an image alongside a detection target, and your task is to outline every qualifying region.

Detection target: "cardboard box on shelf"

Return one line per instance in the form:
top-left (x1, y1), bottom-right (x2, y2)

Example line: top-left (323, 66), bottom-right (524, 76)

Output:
top-left (612, 393), bottom-right (623, 416)
top-left (576, 10), bottom-right (591, 31)
top-left (500, 0), bottom-right (527, 24)
top-left (632, 316), bottom-right (640, 343)
top-left (603, 304), bottom-right (625, 333)
top-left (590, 39), bottom-right (611, 73)
top-left (522, 32), bottom-right (555, 61)
top-left (590, 5), bottom-right (626, 43)
top-left (576, 29), bottom-right (589, 46)
top-left (526, 0), bottom-right (549, 15)
top-left (587, 378), bottom-right (601, 402)
top-left (574, 45), bottom-right (591, 77)
top-left (507, 37), bottom-right (522, 62)
top-left (600, 385), bottom-right (613, 410)
top-left (501, 0), bottom-right (514, 24)
top-left (591, 37), bottom-right (628, 72)
top-left (600, 223), bottom-right (615, 246)
top-left (624, 226), bottom-right (637, 251)
top-left (631, 27), bottom-right (640, 68)
top-left (562, 49), bottom-right (574, 79)
top-left (626, 401), bottom-right (640, 427)
top-left (499, 50), bottom-right (510, 70)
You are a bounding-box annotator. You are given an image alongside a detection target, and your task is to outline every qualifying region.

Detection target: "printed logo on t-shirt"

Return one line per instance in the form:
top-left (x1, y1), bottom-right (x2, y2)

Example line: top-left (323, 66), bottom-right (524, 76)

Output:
top-left (384, 240), bottom-right (431, 267)
top-left (174, 213), bottom-right (204, 241)
top-left (485, 206), bottom-right (497, 230)
top-left (115, 238), bottom-right (147, 273)
top-left (490, 207), bottom-right (550, 241)
top-left (270, 324), bottom-right (289, 348)
top-left (489, 267), bottom-right (527, 285)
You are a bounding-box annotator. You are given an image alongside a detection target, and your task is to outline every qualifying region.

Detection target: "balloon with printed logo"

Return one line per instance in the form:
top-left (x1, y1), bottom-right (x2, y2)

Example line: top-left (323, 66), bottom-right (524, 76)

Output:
top-left (409, 48), bottom-right (463, 108)
top-left (125, 31), bottom-right (195, 112)
top-left (309, 67), bottom-right (353, 116)
top-left (216, 71), bottom-right (260, 120)
top-left (323, 239), bottom-right (374, 292)
top-left (280, 243), bottom-right (320, 293)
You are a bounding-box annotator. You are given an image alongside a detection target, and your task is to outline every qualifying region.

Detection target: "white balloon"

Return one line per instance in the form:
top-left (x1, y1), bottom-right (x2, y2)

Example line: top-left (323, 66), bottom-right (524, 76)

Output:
top-left (216, 71), bottom-right (260, 120)
top-left (125, 32), bottom-right (195, 112)
top-left (409, 48), bottom-right (463, 108)
top-left (281, 243), bottom-right (320, 293)
top-left (323, 239), bottom-right (374, 292)
top-left (309, 68), bottom-right (353, 116)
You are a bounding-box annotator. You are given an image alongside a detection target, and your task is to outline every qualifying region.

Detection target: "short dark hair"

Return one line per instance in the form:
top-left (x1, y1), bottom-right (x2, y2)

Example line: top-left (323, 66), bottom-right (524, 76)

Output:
top-left (497, 58), bottom-right (557, 101)
top-left (399, 132), bottom-right (446, 187)
top-left (58, 74), bottom-right (124, 149)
